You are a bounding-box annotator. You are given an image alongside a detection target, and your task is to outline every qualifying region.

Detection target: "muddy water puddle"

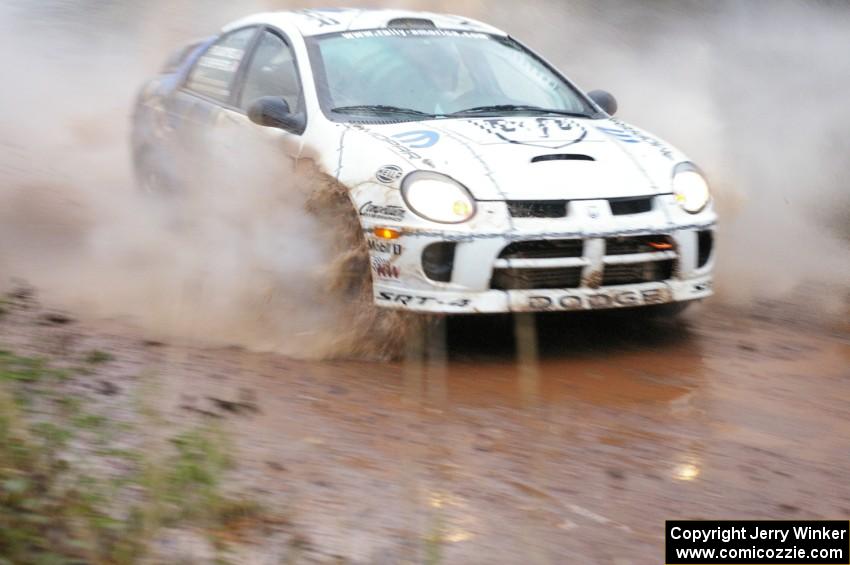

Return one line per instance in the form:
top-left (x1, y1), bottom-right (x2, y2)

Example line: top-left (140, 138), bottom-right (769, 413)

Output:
top-left (142, 304), bottom-right (849, 563)
top-left (2, 293), bottom-right (847, 563)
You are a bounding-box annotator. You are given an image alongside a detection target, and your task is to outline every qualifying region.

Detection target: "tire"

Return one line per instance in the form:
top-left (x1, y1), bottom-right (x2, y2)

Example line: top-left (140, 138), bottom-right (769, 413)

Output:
top-left (639, 300), bottom-right (694, 318)
top-left (304, 171), bottom-right (432, 360)
top-left (132, 145), bottom-right (177, 196)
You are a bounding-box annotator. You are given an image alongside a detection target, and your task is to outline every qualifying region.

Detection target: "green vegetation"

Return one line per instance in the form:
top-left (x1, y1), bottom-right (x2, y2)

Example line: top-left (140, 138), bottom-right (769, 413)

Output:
top-left (0, 388), bottom-right (136, 564)
top-left (423, 515), bottom-right (445, 565)
top-left (85, 350), bottom-right (115, 365)
top-left (0, 350), bottom-right (68, 384)
top-left (0, 349), bottom-right (268, 564)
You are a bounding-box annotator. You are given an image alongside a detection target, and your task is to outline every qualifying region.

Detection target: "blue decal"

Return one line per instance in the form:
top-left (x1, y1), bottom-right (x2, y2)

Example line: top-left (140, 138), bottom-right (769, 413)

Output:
top-left (597, 126), bottom-right (640, 144)
top-left (393, 130), bottom-right (440, 149)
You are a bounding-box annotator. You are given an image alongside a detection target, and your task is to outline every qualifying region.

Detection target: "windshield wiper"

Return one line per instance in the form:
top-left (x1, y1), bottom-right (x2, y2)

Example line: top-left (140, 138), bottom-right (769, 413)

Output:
top-left (450, 104), bottom-right (592, 118)
top-left (331, 105), bottom-right (439, 118)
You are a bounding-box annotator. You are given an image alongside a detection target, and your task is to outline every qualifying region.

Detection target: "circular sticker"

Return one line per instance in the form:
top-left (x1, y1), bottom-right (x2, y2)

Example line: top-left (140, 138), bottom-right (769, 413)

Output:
top-left (376, 165), bottom-right (404, 184)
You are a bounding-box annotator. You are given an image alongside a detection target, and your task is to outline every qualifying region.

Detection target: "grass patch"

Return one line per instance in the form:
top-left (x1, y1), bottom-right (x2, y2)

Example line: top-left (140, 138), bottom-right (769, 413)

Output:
top-left (0, 349), bottom-right (271, 563)
top-left (136, 427), bottom-right (269, 547)
top-left (423, 516), bottom-right (445, 565)
top-left (0, 389), bottom-right (136, 563)
top-left (85, 350), bottom-right (115, 365)
top-left (73, 412), bottom-right (108, 430)
top-left (0, 350), bottom-right (67, 383)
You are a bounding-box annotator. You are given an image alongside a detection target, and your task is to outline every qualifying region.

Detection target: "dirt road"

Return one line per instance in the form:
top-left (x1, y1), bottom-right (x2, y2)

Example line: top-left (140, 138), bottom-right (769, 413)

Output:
top-left (1, 1), bottom-right (849, 562)
top-left (2, 291), bottom-right (847, 563)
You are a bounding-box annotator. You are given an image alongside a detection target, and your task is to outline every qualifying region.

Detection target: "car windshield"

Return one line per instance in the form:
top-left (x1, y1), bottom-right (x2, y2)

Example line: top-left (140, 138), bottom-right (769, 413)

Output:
top-left (306, 29), bottom-right (597, 120)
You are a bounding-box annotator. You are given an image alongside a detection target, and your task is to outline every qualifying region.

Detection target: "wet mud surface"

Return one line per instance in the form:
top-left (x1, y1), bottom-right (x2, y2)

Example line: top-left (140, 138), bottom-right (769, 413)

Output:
top-left (1, 295), bottom-right (848, 563)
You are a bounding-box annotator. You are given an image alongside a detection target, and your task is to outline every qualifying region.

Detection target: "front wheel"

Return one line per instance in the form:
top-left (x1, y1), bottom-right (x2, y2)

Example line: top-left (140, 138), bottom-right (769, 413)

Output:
top-left (639, 300), bottom-right (694, 318)
top-left (132, 145), bottom-right (179, 196)
top-left (304, 171), bottom-right (433, 360)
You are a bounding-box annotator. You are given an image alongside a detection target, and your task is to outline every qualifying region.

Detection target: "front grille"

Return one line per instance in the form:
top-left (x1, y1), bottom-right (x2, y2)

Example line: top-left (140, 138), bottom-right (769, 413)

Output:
top-left (490, 236), bottom-right (676, 292)
top-left (602, 260), bottom-right (674, 286)
top-left (491, 267), bottom-right (582, 290)
top-left (507, 200), bottom-right (567, 218)
top-left (609, 196), bottom-right (653, 215)
top-left (605, 235), bottom-right (674, 255)
top-left (499, 239), bottom-right (583, 260)
top-left (507, 196), bottom-right (653, 218)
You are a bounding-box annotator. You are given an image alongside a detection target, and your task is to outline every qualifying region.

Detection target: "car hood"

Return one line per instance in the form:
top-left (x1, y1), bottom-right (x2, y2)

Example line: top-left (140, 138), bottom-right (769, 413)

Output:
top-left (339, 116), bottom-right (687, 201)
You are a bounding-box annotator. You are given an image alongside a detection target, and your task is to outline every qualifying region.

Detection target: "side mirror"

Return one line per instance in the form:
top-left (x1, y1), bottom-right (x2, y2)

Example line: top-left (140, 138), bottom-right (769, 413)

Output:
top-left (587, 90), bottom-right (618, 116)
top-left (247, 96), bottom-right (304, 134)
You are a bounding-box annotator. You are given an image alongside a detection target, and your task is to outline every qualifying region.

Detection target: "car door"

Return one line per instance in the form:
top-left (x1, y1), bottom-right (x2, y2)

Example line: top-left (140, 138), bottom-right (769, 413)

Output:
top-left (217, 27), bottom-right (307, 191)
top-left (173, 26), bottom-right (306, 194)
top-left (236, 28), bottom-right (306, 121)
top-left (166, 26), bottom-right (260, 191)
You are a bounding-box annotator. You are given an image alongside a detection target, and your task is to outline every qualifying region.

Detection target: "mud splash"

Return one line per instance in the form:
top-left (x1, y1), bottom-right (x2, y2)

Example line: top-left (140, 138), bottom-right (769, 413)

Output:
top-left (302, 161), bottom-right (428, 360)
top-left (1, 0), bottom-right (849, 358)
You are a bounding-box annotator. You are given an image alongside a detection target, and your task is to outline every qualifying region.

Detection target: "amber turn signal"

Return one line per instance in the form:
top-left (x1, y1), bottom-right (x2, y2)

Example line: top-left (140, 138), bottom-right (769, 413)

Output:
top-left (373, 227), bottom-right (401, 240)
top-left (647, 241), bottom-right (674, 250)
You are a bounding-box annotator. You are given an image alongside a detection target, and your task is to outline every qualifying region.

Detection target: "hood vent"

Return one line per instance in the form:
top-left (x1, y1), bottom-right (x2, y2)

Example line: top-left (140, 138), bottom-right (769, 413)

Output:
top-left (531, 154), bottom-right (595, 163)
top-left (388, 18), bottom-right (436, 28)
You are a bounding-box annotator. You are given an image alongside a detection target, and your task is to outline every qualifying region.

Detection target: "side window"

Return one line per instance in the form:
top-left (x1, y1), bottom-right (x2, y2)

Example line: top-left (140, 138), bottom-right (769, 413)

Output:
top-left (162, 41), bottom-right (202, 74)
top-left (186, 28), bottom-right (256, 103)
top-left (239, 31), bottom-right (303, 112)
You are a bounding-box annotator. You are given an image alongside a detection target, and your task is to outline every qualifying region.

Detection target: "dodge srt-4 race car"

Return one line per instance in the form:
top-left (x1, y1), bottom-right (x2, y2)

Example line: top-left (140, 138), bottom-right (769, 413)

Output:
top-left (132, 9), bottom-right (716, 315)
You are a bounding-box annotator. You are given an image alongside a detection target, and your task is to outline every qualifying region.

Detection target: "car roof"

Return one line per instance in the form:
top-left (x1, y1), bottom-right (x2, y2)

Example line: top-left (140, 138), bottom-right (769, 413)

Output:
top-left (223, 8), bottom-right (507, 38)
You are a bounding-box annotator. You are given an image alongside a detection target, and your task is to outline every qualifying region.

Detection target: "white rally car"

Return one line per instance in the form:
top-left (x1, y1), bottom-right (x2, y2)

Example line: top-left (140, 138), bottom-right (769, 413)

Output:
top-left (133, 9), bottom-right (716, 315)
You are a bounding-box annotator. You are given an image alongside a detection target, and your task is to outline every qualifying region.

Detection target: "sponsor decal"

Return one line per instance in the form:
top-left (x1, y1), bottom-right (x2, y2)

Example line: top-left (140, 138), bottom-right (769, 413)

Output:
top-left (198, 46), bottom-right (245, 74)
top-left (341, 29), bottom-right (487, 40)
top-left (467, 117), bottom-right (587, 149)
top-left (372, 258), bottom-right (400, 280)
top-left (377, 291), bottom-right (471, 309)
top-left (607, 119), bottom-right (676, 160)
top-left (352, 125), bottom-right (424, 162)
top-left (529, 288), bottom-right (672, 311)
top-left (367, 238), bottom-right (403, 256)
top-left (375, 164), bottom-right (404, 184)
top-left (393, 130), bottom-right (440, 149)
top-left (359, 201), bottom-right (406, 221)
top-left (597, 126), bottom-right (640, 144)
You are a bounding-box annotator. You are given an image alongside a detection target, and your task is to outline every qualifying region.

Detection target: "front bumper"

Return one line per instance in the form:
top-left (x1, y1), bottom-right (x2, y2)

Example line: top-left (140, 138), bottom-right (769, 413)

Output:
top-left (374, 276), bottom-right (713, 314)
top-left (363, 197), bottom-right (716, 315)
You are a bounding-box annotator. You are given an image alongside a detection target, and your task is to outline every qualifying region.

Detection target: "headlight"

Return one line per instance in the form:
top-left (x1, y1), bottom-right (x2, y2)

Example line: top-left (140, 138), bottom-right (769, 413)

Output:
top-left (401, 172), bottom-right (476, 224)
top-left (672, 163), bottom-right (711, 214)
